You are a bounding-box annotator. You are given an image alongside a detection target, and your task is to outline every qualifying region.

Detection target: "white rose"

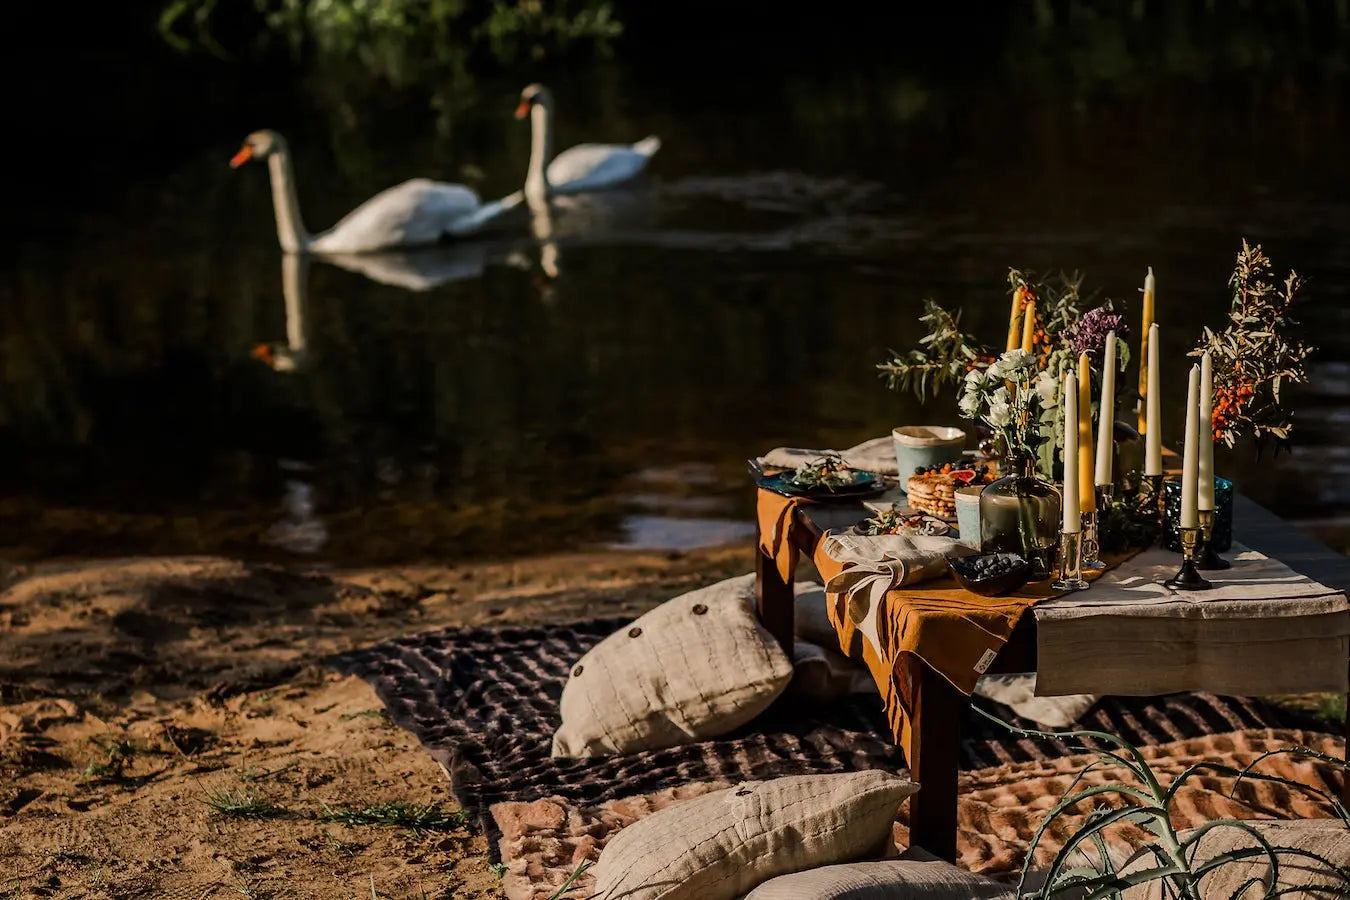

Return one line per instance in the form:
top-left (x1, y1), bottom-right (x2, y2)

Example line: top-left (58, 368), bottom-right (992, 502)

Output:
top-left (986, 400), bottom-right (1012, 429)
top-left (958, 391), bottom-right (982, 417)
top-left (1001, 349), bottom-right (1035, 373)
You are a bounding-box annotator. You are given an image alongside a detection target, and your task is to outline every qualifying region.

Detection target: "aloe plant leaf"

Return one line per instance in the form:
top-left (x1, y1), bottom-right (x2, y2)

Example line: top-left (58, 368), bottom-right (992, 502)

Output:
top-left (1043, 805), bottom-right (1172, 896)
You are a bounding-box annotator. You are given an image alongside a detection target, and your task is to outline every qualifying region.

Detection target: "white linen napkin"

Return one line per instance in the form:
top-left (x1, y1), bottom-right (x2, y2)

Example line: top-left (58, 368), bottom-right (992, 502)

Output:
top-left (759, 436), bottom-right (897, 476)
top-left (818, 532), bottom-right (974, 655)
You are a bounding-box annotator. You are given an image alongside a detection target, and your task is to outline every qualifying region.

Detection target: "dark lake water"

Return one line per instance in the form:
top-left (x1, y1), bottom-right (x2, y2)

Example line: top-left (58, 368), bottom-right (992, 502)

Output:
top-left (5, 4), bottom-right (1350, 563)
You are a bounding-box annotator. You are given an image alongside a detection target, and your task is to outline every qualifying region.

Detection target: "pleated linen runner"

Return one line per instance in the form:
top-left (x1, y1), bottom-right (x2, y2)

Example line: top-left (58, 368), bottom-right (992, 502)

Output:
top-left (814, 536), bottom-right (1128, 758)
top-left (756, 487), bottom-right (1136, 755)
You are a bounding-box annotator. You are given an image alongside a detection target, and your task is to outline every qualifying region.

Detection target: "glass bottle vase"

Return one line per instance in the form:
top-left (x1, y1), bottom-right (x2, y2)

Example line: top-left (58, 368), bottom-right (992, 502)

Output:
top-left (979, 453), bottom-right (1062, 580)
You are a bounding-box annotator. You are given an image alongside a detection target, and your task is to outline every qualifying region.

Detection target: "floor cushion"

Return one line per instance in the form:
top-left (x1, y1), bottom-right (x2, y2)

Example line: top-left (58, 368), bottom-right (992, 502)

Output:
top-left (1123, 818), bottom-right (1350, 898)
top-left (591, 770), bottom-right (917, 900)
top-left (741, 846), bottom-right (1011, 898)
top-left (552, 574), bottom-right (793, 757)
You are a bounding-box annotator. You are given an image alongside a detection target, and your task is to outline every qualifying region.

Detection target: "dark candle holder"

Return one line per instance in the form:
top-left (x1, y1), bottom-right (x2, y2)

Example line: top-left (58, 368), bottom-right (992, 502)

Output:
top-left (1164, 525), bottom-right (1212, 591)
top-left (1139, 473), bottom-right (1165, 528)
top-left (1197, 508), bottom-right (1231, 570)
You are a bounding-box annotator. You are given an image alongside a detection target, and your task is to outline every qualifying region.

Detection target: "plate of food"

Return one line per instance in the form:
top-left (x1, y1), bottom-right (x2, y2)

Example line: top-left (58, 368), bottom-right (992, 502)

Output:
top-left (905, 460), bottom-right (997, 519)
top-left (853, 507), bottom-right (952, 537)
top-left (757, 454), bottom-right (886, 500)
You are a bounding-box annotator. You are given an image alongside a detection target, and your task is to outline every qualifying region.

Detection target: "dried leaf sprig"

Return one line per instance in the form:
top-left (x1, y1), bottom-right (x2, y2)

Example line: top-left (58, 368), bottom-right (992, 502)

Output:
top-left (876, 300), bottom-right (990, 400)
top-left (1191, 240), bottom-right (1313, 450)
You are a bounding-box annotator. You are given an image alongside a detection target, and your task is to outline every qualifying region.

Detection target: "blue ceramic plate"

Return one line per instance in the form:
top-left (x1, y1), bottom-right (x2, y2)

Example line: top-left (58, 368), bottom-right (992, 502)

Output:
top-left (757, 469), bottom-right (886, 501)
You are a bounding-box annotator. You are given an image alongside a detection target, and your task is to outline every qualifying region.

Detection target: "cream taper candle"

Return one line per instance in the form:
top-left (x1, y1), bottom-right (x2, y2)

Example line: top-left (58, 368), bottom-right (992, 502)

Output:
top-left (1094, 330), bottom-right (1117, 486)
top-left (1062, 371), bottom-right (1080, 533)
top-left (1077, 352), bottom-right (1094, 514)
top-left (1181, 363), bottom-right (1201, 530)
top-left (1144, 323), bottom-right (1162, 476)
top-left (1199, 350), bottom-right (1215, 511)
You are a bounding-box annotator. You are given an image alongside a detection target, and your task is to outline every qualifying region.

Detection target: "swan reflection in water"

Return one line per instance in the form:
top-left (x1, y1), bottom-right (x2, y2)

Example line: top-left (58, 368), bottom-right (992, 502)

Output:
top-left (250, 199), bottom-right (561, 372)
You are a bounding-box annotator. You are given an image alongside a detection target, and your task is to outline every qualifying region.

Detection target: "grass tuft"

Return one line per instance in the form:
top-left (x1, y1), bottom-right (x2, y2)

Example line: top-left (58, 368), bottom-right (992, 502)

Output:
top-left (204, 787), bottom-right (286, 820)
top-left (81, 735), bottom-right (139, 781)
top-left (320, 801), bottom-right (467, 833)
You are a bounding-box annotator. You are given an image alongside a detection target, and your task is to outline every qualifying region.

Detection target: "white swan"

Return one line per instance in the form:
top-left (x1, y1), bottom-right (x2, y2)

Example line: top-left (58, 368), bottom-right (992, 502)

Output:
top-left (515, 84), bottom-right (660, 204)
top-left (231, 130), bottom-right (508, 254)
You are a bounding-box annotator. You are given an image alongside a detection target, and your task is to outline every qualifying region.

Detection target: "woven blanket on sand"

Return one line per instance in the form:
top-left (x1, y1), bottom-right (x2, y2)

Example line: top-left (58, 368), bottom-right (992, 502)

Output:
top-left (492, 728), bottom-right (1346, 900)
top-left (332, 620), bottom-right (1329, 857)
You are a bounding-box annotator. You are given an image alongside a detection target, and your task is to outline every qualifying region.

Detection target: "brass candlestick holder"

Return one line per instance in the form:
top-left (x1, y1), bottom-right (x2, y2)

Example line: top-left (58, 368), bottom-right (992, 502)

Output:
top-left (1164, 525), bottom-right (1212, 591)
top-left (1053, 529), bottom-right (1090, 592)
top-left (1197, 507), bottom-right (1231, 570)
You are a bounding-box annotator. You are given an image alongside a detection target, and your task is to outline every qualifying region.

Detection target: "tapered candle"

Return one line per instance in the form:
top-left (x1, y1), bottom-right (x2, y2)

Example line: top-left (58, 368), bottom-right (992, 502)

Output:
top-left (1198, 351), bottom-right (1215, 511)
top-left (1062, 371), bottom-right (1080, 533)
top-left (1181, 364), bottom-right (1201, 529)
top-left (1077, 353), bottom-right (1094, 514)
top-left (1144, 323), bottom-right (1162, 476)
top-left (1006, 287), bottom-right (1024, 353)
top-left (1138, 267), bottom-right (1155, 433)
top-left (1021, 300), bottom-right (1037, 354)
top-left (1094, 330), bottom-right (1117, 486)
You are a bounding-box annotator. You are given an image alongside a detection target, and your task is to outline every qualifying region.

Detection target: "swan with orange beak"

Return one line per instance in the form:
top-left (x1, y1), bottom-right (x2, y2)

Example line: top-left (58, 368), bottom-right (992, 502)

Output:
top-left (514, 84), bottom-right (661, 205)
top-left (230, 130), bottom-right (501, 254)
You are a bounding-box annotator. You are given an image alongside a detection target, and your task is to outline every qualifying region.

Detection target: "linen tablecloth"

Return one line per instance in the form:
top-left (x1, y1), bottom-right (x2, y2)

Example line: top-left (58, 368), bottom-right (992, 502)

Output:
top-left (1033, 544), bottom-right (1350, 696)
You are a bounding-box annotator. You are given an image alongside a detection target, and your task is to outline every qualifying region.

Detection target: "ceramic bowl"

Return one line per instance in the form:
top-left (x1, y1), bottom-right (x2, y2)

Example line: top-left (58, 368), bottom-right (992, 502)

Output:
top-left (946, 552), bottom-right (1032, 597)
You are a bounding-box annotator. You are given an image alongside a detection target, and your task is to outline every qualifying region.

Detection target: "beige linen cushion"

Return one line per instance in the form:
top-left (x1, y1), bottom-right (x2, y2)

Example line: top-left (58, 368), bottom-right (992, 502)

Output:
top-left (592, 770), bottom-right (917, 900)
top-left (793, 583), bottom-right (866, 661)
top-left (1123, 819), bottom-right (1350, 899)
top-left (742, 846), bottom-right (1010, 899)
top-left (788, 640), bottom-right (876, 705)
top-left (552, 574), bottom-right (794, 758)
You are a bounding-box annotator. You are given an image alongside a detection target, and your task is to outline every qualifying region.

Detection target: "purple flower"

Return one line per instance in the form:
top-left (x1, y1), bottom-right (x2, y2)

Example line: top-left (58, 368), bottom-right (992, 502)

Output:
top-left (1066, 305), bottom-right (1129, 360)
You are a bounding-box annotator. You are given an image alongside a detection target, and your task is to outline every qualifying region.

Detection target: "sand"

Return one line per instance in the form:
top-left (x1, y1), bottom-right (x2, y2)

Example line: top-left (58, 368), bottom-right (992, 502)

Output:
top-left (0, 546), bottom-right (746, 898)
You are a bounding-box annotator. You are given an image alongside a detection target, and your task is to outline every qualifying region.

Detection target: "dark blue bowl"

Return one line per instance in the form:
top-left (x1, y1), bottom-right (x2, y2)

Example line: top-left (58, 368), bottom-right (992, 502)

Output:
top-left (947, 552), bottom-right (1032, 596)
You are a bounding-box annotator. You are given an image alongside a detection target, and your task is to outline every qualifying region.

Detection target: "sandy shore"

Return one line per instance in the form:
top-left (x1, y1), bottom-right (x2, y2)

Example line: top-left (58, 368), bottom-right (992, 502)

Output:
top-left (0, 546), bottom-right (746, 898)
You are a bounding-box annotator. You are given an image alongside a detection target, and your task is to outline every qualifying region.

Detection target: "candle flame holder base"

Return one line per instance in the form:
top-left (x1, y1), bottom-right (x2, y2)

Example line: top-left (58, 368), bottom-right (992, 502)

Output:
top-left (1165, 526), bottom-right (1212, 591)
top-left (1197, 508), bottom-right (1231, 571)
top-left (1053, 530), bottom-right (1090, 592)
top-left (1080, 510), bottom-right (1106, 570)
top-left (1140, 474), bottom-right (1165, 531)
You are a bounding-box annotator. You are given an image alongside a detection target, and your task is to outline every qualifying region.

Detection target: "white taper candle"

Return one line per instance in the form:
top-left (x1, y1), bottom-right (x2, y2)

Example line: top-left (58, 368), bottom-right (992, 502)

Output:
top-left (1198, 351), bottom-right (1215, 511)
top-left (1094, 330), bottom-right (1117, 486)
top-left (1062, 371), bottom-right (1080, 533)
top-left (1181, 364), bottom-right (1201, 530)
top-left (1144, 323), bottom-right (1162, 476)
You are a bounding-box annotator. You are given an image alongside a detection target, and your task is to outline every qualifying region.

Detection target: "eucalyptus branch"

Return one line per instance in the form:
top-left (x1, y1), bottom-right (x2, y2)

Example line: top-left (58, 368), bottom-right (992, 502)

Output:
top-left (877, 299), bottom-right (989, 400)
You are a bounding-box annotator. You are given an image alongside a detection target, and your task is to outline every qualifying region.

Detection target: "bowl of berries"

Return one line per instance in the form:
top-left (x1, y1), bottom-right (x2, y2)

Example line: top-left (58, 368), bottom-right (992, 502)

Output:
top-left (946, 552), bottom-right (1032, 597)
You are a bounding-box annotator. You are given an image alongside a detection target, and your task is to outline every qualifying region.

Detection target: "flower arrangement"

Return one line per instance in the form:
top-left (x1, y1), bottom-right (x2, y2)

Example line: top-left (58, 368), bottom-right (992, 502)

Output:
top-left (1192, 240), bottom-right (1314, 451)
top-left (880, 271), bottom-right (1131, 477)
top-left (957, 349), bottom-right (1059, 461)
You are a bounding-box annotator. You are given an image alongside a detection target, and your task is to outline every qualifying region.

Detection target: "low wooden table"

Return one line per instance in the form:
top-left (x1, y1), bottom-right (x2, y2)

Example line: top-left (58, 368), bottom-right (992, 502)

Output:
top-left (754, 492), bottom-right (1350, 863)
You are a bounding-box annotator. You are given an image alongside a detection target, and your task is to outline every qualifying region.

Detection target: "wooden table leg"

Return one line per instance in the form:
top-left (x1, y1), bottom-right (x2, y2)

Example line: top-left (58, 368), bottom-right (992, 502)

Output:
top-left (755, 522), bottom-right (794, 656)
top-left (1343, 667), bottom-right (1349, 806)
top-left (907, 658), bottom-right (966, 863)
